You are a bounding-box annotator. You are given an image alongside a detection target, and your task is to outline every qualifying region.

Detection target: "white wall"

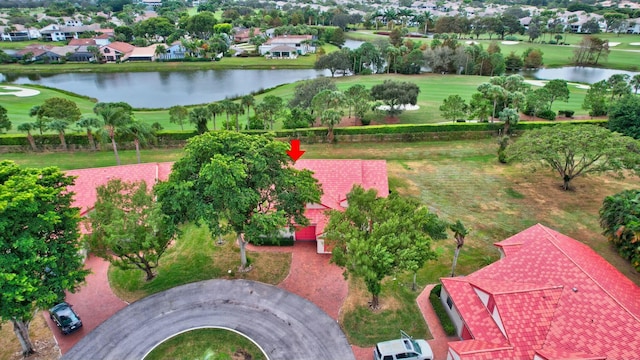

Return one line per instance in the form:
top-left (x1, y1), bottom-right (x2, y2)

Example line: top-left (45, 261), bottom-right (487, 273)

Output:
top-left (440, 286), bottom-right (464, 337)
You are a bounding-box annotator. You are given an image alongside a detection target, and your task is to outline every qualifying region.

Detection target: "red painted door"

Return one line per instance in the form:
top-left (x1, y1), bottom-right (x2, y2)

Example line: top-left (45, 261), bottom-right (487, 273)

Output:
top-left (295, 225), bottom-right (316, 241)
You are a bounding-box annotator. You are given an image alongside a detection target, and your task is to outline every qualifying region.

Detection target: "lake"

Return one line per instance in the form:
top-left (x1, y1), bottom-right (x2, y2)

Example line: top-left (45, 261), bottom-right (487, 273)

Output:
top-left (0, 69), bottom-right (330, 108)
top-left (525, 66), bottom-right (639, 84)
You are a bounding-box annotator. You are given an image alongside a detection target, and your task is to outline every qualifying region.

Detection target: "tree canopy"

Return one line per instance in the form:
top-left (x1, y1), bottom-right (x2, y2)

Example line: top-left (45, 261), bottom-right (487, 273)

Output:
top-left (370, 80), bottom-right (420, 117)
top-left (608, 95), bottom-right (640, 140)
top-left (324, 186), bottom-right (446, 308)
top-left (87, 179), bottom-right (175, 281)
top-left (506, 125), bottom-right (640, 190)
top-left (0, 161), bottom-right (88, 355)
top-left (599, 189), bottom-right (640, 272)
top-left (155, 131), bottom-right (322, 270)
top-left (0, 105), bottom-right (10, 133)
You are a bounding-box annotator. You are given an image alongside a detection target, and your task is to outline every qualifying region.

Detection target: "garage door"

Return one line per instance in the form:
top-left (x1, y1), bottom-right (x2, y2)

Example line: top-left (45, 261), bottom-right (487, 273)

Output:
top-left (295, 225), bottom-right (316, 241)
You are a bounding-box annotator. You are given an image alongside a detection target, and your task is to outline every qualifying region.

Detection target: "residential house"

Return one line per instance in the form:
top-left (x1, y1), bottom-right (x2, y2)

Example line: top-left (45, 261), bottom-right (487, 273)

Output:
top-left (15, 46), bottom-right (61, 62)
top-left (68, 38), bottom-right (96, 46)
top-left (39, 23), bottom-right (102, 42)
top-left (259, 35), bottom-right (316, 58)
top-left (94, 33), bottom-right (113, 46)
top-left (48, 45), bottom-right (93, 62)
top-left (0, 24), bottom-right (40, 41)
top-left (65, 159), bottom-right (389, 254)
top-left (233, 27), bottom-right (263, 43)
top-left (163, 41), bottom-right (187, 60)
top-left (440, 224), bottom-right (640, 360)
top-left (127, 44), bottom-right (159, 61)
top-left (100, 41), bottom-right (135, 62)
top-left (290, 159), bottom-right (388, 253)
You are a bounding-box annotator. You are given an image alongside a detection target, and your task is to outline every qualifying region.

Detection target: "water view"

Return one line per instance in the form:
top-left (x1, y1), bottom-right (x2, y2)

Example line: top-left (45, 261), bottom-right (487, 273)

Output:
top-left (0, 69), bottom-right (330, 108)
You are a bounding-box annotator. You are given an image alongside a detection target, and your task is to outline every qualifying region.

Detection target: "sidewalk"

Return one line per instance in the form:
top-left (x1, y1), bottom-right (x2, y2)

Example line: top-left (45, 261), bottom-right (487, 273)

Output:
top-left (417, 284), bottom-right (453, 359)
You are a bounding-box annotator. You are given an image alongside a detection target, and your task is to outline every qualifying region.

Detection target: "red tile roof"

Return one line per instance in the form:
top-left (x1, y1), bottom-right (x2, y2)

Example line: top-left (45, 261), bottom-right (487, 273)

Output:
top-left (66, 163), bottom-right (173, 216)
top-left (67, 160), bottom-right (388, 237)
top-left (103, 41), bottom-right (134, 54)
top-left (68, 38), bottom-right (96, 46)
top-left (442, 224), bottom-right (640, 360)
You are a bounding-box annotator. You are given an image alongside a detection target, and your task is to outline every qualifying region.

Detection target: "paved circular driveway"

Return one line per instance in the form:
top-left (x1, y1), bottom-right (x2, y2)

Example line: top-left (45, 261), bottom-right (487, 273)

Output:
top-left (62, 279), bottom-right (354, 360)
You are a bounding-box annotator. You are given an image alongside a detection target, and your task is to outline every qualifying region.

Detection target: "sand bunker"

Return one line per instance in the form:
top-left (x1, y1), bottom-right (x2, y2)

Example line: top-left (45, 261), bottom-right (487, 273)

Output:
top-left (630, 42), bottom-right (640, 46)
top-left (524, 79), bottom-right (590, 90)
top-left (501, 41), bottom-right (519, 45)
top-left (377, 104), bottom-right (420, 111)
top-left (465, 41), bottom-right (478, 45)
top-left (608, 42), bottom-right (621, 47)
top-left (0, 85), bottom-right (40, 97)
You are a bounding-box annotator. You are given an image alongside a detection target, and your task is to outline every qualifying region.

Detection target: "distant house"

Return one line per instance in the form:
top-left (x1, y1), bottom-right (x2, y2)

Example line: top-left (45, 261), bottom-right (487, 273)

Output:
top-left (233, 27), bottom-right (262, 43)
top-left (69, 38), bottom-right (96, 46)
top-left (259, 35), bottom-right (316, 57)
top-left (163, 41), bottom-right (187, 60)
top-left (15, 46), bottom-right (61, 62)
top-left (39, 24), bottom-right (102, 42)
top-left (100, 41), bottom-right (135, 62)
top-left (65, 159), bottom-right (389, 254)
top-left (440, 224), bottom-right (640, 360)
top-left (93, 33), bottom-right (112, 46)
top-left (0, 24), bottom-right (39, 41)
top-left (127, 44), bottom-right (159, 61)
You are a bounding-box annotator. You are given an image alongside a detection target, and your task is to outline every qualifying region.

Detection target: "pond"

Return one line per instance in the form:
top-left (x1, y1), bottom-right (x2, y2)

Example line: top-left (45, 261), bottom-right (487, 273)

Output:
top-left (0, 69), bottom-right (330, 108)
top-left (524, 66), bottom-right (639, 84)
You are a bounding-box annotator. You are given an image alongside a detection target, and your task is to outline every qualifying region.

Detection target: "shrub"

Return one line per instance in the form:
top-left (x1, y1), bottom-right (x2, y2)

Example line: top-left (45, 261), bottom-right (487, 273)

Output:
top-left (247, 235), bottom-right (294, 246)
top-left (558, 110), bottom-right (574, 118)
top-left (536, 109), bottom-right (556, 120)
top-left (505, 35), bottom-right (519, 41)
top-left (428, 286), bottom-right (456, 336)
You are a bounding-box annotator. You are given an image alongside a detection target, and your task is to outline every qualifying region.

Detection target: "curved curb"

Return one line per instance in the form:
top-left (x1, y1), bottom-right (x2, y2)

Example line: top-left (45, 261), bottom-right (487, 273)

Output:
top-left (62, 279), bottom-right (354, 360)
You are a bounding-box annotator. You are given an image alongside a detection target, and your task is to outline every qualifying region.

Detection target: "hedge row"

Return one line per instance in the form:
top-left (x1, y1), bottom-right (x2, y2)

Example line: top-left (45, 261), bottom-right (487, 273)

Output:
top-left (429, 284), bottom-right (457, 336)
top-left (0, 120), bottom-right (608, 148)
top-left (247, 235), bottom-right (295, 246)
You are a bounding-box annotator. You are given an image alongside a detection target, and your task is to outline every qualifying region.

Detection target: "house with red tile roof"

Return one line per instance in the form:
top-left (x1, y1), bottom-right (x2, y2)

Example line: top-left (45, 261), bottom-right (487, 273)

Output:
top-left (65, 160), bottom-right (388, 253)
top-left (439, 224), bottom-right (640, 360)
top-left (100, 41), bottom-right (135, 62)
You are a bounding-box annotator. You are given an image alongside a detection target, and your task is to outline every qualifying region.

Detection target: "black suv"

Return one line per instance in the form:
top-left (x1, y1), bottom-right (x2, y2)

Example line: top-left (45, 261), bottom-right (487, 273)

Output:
top-left (49, 302), bottom-right (83, 335)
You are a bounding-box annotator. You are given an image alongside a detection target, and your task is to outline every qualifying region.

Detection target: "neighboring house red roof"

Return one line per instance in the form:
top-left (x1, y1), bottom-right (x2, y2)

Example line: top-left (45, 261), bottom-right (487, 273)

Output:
top-left (69, 38), bottom-right (96, 46)
top-left (66, 160), bottom-right (389, 237)
top-left (103, 41), bottom-right (134, 54)
top-left (442, 224), bottom-right (640, 360)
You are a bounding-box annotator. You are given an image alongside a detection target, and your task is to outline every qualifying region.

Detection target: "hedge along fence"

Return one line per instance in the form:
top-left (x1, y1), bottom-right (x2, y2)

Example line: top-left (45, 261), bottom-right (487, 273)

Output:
top-left (0, 120), bottom-right (608, 152)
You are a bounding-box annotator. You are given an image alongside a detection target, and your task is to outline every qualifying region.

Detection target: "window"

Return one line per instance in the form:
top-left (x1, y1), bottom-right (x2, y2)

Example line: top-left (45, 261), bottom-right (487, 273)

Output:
top-left (446, 296), bottom-right (453, 309)
top-left (104, 48), bottom-right (110, 53)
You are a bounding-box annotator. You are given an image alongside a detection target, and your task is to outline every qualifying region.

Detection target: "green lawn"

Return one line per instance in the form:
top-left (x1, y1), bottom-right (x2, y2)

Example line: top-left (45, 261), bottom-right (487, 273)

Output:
top-left (144, 328), bottom-right (266, 360)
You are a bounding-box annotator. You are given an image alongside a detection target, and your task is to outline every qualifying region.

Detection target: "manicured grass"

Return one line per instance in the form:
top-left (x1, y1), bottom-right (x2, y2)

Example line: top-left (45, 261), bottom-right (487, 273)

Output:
top-left (144, 328), bottom-right (266, 360)
top-left (108, 224), bottom-right (291, 303)
top-left (1, 148), bottom-right (184, 170)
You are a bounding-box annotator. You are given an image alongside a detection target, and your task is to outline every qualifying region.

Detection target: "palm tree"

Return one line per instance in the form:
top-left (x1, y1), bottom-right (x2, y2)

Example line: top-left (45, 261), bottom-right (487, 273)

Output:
top-left (123, 119), bottom-right (154, 164)
top-left (188, 107), bottom-right (211, 134)
top-left (17, 123), bottom-right (38, 151)
top-left (630, 74), bottom-right (640, 94)
top-left (76, 116), bottom-right (102, 150)
top-left (207, 102), bottom-right (223, 131)
top-left (320, 108), bottom-right (343, 143)
top-left (499, 107), bottom-right (519, 135)
top-left (47, 120), bottom-right (70, 150)
top-left (231, 103), bottom-right (245, 131)
top-left (94, 103), bottom-right (133, 166)
top-left (422, 11), bottom-right (434, 34)
top-left (449, 220), bottom-right (469, 277)
top-left (219, 99), bottom-right (235, 130)
top-left (240, 95), bottom-right (255, 130)
top-left (154, 44), bottom-right (167, 61)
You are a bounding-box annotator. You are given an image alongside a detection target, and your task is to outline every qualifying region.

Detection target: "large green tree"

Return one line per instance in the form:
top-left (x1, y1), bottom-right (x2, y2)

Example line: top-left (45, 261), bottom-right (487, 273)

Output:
top-left (155, 131), bottom-right (322, 270)
top-left (370, 80), bottom-right (420, 117)
top-left (86, 179), bottom-right (175, 281)
top-left (35, 97), bottom-right (81, 150)
top-left (543, 79), bottom-right (570, 108)
top-left (288, 77), bottom-right (337, 110)
top-left (0, 161), bottom-right (89, 355)
top-left (599, 189), bottom-right (640, 272)
top-left (324, 186), bottom-right (445, 308)
top-left (169, 105), bottom-right (189, 131)
top-left (608, 95), bottom-right (640, 140)
top-left (439, 94), bottom-right (468, 122)
top-left (506, 125), bottom-right (640, 190)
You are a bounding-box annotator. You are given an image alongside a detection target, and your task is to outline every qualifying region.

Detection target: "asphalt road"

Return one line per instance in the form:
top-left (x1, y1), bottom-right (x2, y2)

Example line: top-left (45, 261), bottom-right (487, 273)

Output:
top-left (62, 279), bottom-right (354, 360)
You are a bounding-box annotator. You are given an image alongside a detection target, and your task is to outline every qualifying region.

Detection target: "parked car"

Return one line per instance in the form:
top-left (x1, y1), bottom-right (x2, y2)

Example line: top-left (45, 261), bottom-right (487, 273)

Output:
top-left (49, 302), bottom-right (82, 335)
top-left (373, 331), bottom-right (433, 360)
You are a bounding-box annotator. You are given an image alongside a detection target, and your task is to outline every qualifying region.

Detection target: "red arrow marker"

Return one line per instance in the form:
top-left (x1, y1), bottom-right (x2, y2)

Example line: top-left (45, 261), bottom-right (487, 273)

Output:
top-left (286, 139), bottom-right (305, 162)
